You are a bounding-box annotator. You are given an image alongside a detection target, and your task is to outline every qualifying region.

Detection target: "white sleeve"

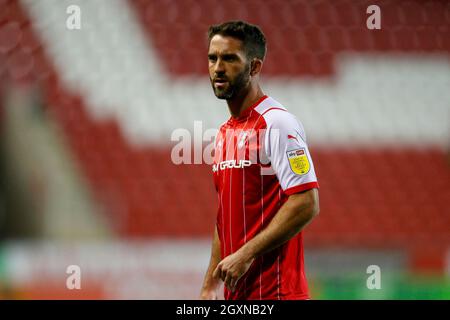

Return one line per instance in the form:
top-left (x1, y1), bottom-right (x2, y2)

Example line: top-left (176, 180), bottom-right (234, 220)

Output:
top-left (264, 110), bottom-right (319, 195)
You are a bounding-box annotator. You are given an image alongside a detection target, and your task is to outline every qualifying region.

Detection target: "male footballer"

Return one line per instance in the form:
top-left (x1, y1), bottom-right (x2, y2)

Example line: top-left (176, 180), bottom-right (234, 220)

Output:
top-left (200, 20), bottom-right (320, 300)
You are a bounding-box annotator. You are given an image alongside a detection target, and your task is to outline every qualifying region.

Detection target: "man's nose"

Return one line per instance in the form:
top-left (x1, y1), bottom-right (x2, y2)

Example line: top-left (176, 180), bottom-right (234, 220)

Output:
top-left (214, 59), bottom-right (225, 74)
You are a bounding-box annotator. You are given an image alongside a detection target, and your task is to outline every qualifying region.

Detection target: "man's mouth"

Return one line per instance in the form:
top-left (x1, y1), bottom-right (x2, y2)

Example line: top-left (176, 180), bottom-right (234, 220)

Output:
top-left (214, 79), bottom-right (228, 88)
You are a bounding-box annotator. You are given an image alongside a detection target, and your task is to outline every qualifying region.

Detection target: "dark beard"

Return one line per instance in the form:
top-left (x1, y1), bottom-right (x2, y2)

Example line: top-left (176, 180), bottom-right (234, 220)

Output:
top-left (211, 64), bottom-right (250, 100)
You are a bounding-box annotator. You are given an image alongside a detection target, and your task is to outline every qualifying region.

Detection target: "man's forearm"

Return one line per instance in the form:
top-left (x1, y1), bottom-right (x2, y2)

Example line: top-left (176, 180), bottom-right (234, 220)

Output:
top-left (239, 188), bottom-right (319, 260)
top-left (201, 226), bottom-right (221, 290)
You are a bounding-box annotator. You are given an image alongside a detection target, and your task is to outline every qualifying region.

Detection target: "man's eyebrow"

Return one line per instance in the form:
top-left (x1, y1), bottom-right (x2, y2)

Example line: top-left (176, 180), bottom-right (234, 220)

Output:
top-left (208, 53), bottom-right (240, 59)
top-left (222, 53), bottom-right (239, 58)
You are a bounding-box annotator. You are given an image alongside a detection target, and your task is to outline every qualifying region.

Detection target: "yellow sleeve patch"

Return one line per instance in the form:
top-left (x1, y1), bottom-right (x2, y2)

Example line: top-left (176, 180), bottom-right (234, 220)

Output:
top-left (287, 148), bottom-right (310, 175)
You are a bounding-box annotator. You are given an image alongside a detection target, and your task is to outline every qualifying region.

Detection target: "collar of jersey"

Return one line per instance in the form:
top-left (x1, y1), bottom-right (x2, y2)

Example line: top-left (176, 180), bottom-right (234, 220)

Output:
top-left (228, 95), bottom-right (268, 124)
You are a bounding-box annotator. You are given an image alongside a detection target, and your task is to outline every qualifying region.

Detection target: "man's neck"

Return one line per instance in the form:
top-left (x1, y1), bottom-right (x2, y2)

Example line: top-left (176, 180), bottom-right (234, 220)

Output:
top-left (227, 86), bottom-right (264, 118)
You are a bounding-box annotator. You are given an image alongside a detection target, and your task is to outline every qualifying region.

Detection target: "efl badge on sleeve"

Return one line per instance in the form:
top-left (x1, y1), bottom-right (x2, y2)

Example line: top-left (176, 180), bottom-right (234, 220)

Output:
top-left (287, 148), bottom-right (310, 175)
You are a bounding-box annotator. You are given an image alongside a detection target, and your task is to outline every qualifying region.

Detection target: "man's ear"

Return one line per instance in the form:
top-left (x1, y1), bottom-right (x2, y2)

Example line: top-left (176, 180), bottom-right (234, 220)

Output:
top-left (250, 59), bottom-right (263, 77)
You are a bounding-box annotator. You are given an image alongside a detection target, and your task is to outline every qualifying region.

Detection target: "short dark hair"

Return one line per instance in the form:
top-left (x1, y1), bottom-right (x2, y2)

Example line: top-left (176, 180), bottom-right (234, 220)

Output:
top-left (207, 20), bottom-right (267, 61)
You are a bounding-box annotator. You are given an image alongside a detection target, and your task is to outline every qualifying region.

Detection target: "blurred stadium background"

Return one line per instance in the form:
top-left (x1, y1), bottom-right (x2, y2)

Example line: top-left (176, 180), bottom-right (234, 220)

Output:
top-left (0, 0), bottom-right (449, 299)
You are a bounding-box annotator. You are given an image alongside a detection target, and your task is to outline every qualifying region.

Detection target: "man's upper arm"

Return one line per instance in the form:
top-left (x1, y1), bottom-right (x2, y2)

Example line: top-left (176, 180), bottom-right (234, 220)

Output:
top-left (264, 110), bottom-right (319, 195)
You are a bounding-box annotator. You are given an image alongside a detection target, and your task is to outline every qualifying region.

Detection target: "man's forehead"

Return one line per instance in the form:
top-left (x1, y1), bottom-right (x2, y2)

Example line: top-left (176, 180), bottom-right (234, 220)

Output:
top-left (208, 35), bottom-right (244, 54)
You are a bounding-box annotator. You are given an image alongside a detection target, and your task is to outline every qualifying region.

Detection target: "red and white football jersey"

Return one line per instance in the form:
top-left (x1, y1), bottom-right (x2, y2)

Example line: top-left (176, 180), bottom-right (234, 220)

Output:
top-left (213, 95), bottom-right (319, 300)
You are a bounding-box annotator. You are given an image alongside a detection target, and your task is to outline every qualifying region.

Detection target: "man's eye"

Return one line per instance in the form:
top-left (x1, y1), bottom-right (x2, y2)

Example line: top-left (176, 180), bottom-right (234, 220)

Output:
top-left (208, 56), bottom-right (217, 62)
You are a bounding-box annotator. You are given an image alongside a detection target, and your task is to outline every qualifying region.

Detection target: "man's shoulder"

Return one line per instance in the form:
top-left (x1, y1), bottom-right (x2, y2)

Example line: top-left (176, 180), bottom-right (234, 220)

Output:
top-left (255, 96), bottom-right (287, 115)
top-left (256, 96), bottom-right (300, 129)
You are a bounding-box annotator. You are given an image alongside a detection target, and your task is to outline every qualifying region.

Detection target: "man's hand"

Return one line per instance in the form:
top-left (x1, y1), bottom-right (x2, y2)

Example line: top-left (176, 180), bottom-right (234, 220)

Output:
top-left (213, 249), bottom-right (254, 292)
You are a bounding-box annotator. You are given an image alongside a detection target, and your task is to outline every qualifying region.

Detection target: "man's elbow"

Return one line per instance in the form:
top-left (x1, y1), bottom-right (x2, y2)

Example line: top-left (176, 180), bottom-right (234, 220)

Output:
top-left (306, 188), bottom-right (320, 220)
top-left (310, 198), bottom-right (320, 219)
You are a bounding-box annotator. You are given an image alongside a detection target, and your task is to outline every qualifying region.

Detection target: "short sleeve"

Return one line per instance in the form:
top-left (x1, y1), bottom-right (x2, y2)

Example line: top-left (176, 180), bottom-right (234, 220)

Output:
top-left (264, 110), bottom-right (319, 195)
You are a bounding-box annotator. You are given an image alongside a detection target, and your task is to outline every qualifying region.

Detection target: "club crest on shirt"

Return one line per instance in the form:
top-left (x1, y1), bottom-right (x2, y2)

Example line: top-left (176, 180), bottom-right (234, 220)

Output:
top-left (286, 148), bottom-right (310, 175)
